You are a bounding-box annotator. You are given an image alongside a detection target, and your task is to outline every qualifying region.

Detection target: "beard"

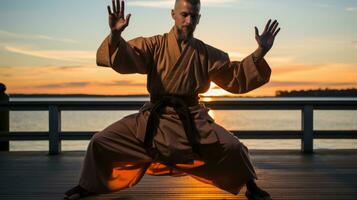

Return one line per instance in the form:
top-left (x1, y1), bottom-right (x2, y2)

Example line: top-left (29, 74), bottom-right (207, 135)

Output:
top-left (177, 26), bottom-right (194, 41)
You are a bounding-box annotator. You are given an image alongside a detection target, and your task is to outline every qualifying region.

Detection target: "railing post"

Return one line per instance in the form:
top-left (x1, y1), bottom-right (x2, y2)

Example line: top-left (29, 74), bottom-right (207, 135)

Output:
top-left (0, 83), bottom-right (9, 151)
top-left (49, 105), bottom-right (61, 155)
top-left (301, 105), bottom-right (313, 153)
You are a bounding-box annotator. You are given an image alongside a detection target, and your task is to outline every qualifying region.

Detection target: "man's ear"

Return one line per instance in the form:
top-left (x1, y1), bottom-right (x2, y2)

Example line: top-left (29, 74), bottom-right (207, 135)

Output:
top-left (171, 9), bottom-right (175, 20)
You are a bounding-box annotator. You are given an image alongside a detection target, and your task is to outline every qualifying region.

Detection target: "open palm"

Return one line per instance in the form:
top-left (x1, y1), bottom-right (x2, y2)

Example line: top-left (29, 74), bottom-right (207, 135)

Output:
top-left (107, 0), bottom-right (131, 33)
top-left (255, 19), bottom-right (280, 52)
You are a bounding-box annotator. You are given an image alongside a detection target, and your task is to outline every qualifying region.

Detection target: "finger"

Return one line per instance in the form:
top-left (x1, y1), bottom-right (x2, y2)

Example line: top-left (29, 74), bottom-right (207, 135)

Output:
top-left (125, 14), bottom-right (131, 26)
top-left (273, 28), bottom-right (281, 37)
top-left (117, 0), bottom-right (121, 15)
top-left (263, 19), bottom-right (271, 33)
top-left (268, 20), bottom-right (277, 32)
top-left (120, 0), bottom-right (125, 17)
top-left (112, 0), bottom-right (117, 14)
top-left (107, 5), bottom-right (112, 15)
top-left (271, 22), bottom-right (279, 34)
top-left (254, 26), bottom-right (259, 37)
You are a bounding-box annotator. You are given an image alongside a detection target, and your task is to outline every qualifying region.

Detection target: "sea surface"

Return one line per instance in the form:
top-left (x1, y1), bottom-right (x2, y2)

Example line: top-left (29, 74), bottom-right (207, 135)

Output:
top-left (7, 97), bottom-right (357, 151)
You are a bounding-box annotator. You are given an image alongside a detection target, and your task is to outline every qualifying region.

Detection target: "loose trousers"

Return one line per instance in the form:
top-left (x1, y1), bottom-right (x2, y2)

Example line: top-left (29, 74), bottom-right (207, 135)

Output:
top-left (79, 105), bottom-right (257, 195)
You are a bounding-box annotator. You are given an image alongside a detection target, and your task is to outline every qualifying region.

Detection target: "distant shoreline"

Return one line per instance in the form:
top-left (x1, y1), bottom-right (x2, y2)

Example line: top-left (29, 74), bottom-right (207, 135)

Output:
top-left (276, 88), bottom-right (357, 97)
top-left (7, 88), bottom-right (357, 98)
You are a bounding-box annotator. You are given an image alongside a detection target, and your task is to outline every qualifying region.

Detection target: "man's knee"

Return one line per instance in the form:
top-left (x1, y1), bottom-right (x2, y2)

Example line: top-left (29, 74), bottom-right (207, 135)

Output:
top-left (90, 131), bottom-right (106, 148)
top-left (223, 135), bottom-right (249, 155)
top-left (217, 131), bottom-right (239, 148)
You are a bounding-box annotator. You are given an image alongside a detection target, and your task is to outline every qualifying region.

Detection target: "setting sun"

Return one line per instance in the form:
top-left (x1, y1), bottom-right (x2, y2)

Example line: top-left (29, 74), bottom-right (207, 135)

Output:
top-left (202, 83), bottom-right (233, 97)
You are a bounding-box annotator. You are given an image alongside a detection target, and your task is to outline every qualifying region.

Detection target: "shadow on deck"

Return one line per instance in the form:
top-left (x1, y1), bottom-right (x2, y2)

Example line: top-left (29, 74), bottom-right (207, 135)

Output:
top-left (1, 149), bottom-right (357, 200)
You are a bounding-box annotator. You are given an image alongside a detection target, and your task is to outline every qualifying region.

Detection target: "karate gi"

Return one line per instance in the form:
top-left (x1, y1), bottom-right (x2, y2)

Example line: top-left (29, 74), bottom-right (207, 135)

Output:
top-left (79, 27), bottom-right (271, 195)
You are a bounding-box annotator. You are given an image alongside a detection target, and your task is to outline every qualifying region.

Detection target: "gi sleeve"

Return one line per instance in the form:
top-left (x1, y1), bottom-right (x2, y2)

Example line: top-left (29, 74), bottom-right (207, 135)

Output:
top-left (207, 45), bottom-right (271, 94)
top-left (96, 35), bottom-right (157, 74)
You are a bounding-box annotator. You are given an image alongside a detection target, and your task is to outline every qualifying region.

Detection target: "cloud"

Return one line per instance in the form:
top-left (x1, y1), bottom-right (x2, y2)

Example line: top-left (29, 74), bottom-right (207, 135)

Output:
top-left (54, 65), bottom-right (94, 71)
top-left (0, 73), bottom-right (13, 77)
top-left (330, 82), bottom-right (357, 86)
top-left (0, 30), bottom-right (78, 43)
top-left (34, 82), bottom-right (91, 89)
top-left (269, 56), bottom-right (296, 63)
top-left (272, 64), bottom-right (324, 75)
top-left (228, 51), bottom-right (295, 64)
top-left (3, 45), bottom-right (95, 62)
top-left (98, 80), bottom-right (146, 87)
top-left (268, 81), bottom-right (357, 87)
top-left (269, 81), bottom-right (318, 87)
top-left (353, 40), bottom-right (357, 48)
top-left (128, 0), bottom-right (238, 9)
top-left (313, 3), bottom-right (331, 8)
top-left (128, 0), bottom-right (172, 8)
top-left (30, 80), bottom-right (146, 89)
top-left (345, 7), bottom-right (357, 12)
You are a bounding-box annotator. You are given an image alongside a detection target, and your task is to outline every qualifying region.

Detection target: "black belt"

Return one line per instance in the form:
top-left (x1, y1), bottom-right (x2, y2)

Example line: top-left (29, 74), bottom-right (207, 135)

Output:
top-left (150, 95), bottom-right (199, 107)
top-left (144, 95), bottom-right (201, 160)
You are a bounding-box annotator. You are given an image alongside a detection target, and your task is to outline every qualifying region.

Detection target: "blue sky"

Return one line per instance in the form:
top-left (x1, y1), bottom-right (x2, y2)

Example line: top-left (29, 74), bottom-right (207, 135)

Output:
top-left (0, 0), bottom-right (356, 96)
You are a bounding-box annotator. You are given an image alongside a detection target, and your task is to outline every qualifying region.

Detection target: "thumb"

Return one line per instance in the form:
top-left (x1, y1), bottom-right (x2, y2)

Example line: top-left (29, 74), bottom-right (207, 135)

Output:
top-left (254, 26), bottom-right (259, 37)
top-left (125, 14), bottom-right (131, 26)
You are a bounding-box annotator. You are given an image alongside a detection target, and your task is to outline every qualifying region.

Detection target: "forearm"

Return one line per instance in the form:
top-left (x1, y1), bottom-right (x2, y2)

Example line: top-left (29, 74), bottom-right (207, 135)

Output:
top-left (252, 47), bottom-right (268, 64)
top-left (109, 31), bottom-right (122, 56)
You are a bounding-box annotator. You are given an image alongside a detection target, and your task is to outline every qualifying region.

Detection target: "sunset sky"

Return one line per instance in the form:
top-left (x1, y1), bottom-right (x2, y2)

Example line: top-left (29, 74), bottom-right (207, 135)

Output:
top-left (0, 0), bottom-right (356, 97)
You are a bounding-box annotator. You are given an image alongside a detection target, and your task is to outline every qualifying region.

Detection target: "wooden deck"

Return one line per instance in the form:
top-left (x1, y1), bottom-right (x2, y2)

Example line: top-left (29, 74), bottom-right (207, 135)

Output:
top-left (1, 150), bottom-right (357, 200)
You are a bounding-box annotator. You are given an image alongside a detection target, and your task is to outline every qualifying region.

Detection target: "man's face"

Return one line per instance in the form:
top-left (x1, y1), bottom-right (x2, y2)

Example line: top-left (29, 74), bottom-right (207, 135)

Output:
top-left (171, 0), bottom-right (201, 41)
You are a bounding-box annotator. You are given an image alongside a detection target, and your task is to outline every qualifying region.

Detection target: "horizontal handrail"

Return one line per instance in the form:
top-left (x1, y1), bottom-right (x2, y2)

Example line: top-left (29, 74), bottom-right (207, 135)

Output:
top-left (1, 130), bottom-right (357, 140)
top-left (1, 97), bottom-right (357, 110)
top-left (1, 97), bottom-right (357, 154)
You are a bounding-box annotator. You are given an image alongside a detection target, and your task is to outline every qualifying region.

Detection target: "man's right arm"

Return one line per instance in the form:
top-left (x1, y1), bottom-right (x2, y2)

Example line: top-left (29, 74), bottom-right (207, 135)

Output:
top-left (108, 31), bottom-right (122, 56)
top-left (97, 0), bottom-right (153, 74)
top-left (96, 32), bottom-right (156, 74)
top-left (96, 30), bottom-right (121, 68)
top-left (96, 32), bottom-right (119, 68)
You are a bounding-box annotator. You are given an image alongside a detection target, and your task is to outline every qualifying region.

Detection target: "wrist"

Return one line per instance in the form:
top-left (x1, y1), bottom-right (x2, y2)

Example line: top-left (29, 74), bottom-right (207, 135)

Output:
top-left (108, 30), bottom-right (122, 55)
top-left (109, 30), bottom-right (122, 46)
top-left (252, 47), bottom-right (268, 63)
top-left (253, 47), bottom-right (268, 58)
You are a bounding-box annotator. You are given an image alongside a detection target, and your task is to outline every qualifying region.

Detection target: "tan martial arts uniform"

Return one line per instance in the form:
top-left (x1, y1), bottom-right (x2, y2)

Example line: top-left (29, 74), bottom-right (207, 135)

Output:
top-left (79, 27), bottom-right (271, 195)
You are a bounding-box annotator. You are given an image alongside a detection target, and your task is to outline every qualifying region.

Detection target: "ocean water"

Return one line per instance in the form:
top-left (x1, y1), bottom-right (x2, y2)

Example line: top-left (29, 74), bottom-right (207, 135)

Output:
top-left (7, 97), bottom-right (357, 151)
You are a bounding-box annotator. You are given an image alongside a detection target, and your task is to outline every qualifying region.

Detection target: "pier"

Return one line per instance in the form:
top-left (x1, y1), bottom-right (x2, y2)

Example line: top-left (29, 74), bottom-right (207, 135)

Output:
top-left (1, 98), bottom-right (357, 199)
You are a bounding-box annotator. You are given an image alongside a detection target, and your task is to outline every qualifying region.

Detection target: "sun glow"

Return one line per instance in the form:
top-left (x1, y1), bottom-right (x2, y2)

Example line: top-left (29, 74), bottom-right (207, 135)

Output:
top-left (202, 82), bottom-right (233, 97)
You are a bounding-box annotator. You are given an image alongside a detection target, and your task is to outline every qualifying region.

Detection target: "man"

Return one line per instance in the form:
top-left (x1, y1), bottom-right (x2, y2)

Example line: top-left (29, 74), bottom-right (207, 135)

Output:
top-left (64, 0), bottom-right (280, 199)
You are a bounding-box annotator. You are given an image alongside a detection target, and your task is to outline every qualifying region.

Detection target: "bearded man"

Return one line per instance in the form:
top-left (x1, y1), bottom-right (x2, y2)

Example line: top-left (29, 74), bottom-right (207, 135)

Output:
top-left (64, 0), bottom-right (280, 199)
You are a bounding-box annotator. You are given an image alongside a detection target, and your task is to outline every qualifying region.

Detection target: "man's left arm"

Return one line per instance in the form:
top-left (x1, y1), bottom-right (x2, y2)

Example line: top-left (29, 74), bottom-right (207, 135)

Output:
top-left (208, 51), bottom-right (271, 94)
top-left (208, 19), bottom-right (280, 94)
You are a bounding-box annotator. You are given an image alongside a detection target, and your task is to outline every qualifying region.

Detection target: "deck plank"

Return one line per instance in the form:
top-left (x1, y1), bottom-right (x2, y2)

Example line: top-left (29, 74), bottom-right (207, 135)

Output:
top-left (1, 150), bottom-right (357, 200)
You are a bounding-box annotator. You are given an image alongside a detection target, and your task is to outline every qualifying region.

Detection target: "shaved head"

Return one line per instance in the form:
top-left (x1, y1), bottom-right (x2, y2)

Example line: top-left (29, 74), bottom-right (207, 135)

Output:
top-left (171, 0), bottom-right (201, 42)
top-left (174, 0), bottom-right (201, 11)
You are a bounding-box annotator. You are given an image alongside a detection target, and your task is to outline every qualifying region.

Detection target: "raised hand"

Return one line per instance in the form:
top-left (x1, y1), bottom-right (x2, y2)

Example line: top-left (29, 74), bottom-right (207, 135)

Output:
top-left (107, 0), bottom-right (131, 34)
top-left (254, 19), bottom-right (280, 52)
